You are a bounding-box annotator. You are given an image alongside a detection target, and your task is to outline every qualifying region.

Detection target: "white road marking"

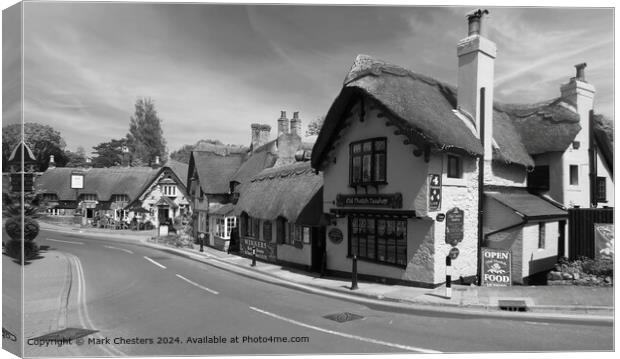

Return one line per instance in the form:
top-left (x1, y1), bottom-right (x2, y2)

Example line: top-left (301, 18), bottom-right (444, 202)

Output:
top-left (524, 321), bottom-right (550, 326)
top-left (46, 238), bottom-right (84, 245)
top-left (143, 256), bottom-right (167, 269)
top-left (70, 254), bottom-right (127, 356)
top-left (249, 306), bottom-right (442, 354)
top-left (103, 245), bottom-right (134, 254)
top-left (175, 274), bottom-right (219, 295)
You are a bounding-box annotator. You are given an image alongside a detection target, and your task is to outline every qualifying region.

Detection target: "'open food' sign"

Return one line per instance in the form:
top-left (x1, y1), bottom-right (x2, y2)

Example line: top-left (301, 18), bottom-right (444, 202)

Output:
top-left (481, 248), bottom-right (512, 286)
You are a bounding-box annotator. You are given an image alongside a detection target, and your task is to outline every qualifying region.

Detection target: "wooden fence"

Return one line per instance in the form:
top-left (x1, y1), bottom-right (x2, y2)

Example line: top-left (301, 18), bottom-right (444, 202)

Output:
top-left (568, 207), bottom-right (614, 259)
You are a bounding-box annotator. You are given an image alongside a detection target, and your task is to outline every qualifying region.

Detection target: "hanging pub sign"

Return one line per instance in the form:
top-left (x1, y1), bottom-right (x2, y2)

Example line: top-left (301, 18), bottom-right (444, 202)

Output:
top-left (481, 248), bottom-right (512, 286)
top-left (445, 207), bottom-right (464, 246)
top-left (336, 193), bottom-right (402, 209)
top-left (70, 171), bottom-right (85, 189)
top-left (428, 174), bottom-right (442, 211)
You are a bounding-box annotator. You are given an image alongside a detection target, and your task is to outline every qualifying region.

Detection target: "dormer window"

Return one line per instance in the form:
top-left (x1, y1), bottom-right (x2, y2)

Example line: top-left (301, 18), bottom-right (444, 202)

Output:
top-left (349, 138), bottom-right (387, 186)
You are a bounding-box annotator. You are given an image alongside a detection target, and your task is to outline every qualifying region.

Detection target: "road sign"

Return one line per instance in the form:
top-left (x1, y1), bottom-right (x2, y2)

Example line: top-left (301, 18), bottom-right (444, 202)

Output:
top-left (428, 174), bottom-right (442, 211)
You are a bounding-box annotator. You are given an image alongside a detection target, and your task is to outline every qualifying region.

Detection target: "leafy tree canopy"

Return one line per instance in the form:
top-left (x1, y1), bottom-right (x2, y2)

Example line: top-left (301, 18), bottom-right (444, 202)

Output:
top-left (91, 138), bottom-right (126, 168)
top-left (127, 98), bottom-right (167, 166)
top-left (306, 116), bottom-right (325, 136)
top-left (2, 122), bottom-right (67, 172)
top-left (170, 139), bottom-right (224, 164)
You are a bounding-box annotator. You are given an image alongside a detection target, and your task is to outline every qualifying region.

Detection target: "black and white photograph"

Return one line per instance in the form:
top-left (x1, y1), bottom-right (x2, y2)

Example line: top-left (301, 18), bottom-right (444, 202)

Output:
top-left (1, 0), bottom-right (615, 357)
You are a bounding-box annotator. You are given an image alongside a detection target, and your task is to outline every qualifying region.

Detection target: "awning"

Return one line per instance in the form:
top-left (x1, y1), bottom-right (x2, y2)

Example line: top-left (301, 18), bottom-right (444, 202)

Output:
top-left (155, 196), bottom-right (179, 209)
top-left (486, 190), bottom-right (567, 220)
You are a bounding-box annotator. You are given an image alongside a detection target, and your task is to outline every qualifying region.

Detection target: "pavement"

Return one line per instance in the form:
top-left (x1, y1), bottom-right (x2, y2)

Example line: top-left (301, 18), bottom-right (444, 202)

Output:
top-left (38, 221), bottom-right (615, 323)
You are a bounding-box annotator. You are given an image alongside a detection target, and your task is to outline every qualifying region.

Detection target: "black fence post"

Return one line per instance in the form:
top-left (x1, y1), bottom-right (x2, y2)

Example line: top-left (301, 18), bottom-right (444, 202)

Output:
top-left (445, 256), bottom-right (452, 298)
top-left (251, 246), bottom-right (256, 267)
top-left (351, 255), bottom-right (358, 290)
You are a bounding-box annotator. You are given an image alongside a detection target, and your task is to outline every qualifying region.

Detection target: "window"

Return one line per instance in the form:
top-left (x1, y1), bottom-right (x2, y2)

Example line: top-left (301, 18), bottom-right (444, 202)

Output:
top-left (349, 216), bottom-right (407, 266)
top-left (162, 185), bottom-right (177, 196)
top-left (263, 221), bottom-right (272, 242)
top-left (80, 194), bottom-right (97, 201)
top-left (241, 213), bottom-right (257, 238)
top-left (350, 138), bottom-right (387, 185)
top-left (215, 216), bottom-right (236, 239)
top-left (527, 166), bottom-right (550, 191)
top-left (447, 155), bottom-right (462, 179)
top-left (286, 224), bottom-right (311, 245)
top-left (596, 177), bottom-right (607, 202)
top-left (276, 217), bottom-right (288, 244)
top-left (538, 223), bottom-right (546, 249)
top-left (569, 165), bottom-right (579, 185)
top-left (112, 194), bottom-right (129, 203)
top-left (43, 193), bottom-right (58, 201)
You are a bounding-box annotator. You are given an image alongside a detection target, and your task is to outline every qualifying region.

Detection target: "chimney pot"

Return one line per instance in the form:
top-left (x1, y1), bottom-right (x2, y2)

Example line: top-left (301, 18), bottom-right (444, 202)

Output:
top-left (575, 62), bottom-right (587, 81)
top-left (466, 9), bottom-right (489, 36)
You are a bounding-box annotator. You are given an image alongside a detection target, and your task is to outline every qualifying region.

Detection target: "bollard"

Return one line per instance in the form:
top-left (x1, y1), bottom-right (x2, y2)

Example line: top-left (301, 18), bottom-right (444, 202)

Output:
top-left (351, 255), bottom-right (358, 290)
top-left (445, 256), bottom-right (452, 298)
top-left (251, 246), bottom-right (256, 267)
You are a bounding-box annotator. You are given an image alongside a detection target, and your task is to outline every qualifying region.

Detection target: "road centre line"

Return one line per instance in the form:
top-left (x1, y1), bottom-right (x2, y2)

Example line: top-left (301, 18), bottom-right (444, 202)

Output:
top-left (103, 245), bottom-right (134, 254)
top-left (175, 274), bottom-right (219, 295)
top-left (46, 238), bottom-right (84, 245)
top-left (143, 256), bottom-right (167, 269)
top-left (248, 306), bottom-right (442, 354)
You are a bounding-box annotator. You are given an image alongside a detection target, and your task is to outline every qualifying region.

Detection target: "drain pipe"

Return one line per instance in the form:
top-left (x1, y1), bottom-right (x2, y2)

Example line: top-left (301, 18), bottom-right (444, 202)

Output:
top-left (476, 87), bottom-right (486, 286)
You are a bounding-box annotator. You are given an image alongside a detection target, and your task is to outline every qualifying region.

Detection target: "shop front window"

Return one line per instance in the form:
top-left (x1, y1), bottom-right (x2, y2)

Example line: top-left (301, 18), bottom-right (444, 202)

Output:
top-left (350, 138), bottom-right (387, 186)
top-left (349, 216), bottom-right (407, 267)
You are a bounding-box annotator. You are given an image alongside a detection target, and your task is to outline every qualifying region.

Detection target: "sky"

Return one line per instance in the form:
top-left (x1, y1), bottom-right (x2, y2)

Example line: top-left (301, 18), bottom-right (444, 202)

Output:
top-left (1, 1), bottom-right (615, 154)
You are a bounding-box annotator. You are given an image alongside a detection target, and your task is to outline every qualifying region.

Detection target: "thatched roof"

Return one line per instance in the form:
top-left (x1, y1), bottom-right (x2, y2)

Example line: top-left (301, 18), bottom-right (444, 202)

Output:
top-left (36, 167), bottom-right (158, 202)
top-left (312, 55), bottom-right (484, 170)
top-left (188, 151), bottom-right (244, 194)
top-left (234, 161), bottom-right (323, 225)
top-left (495, 99), bottom-right (581, 155)
top-left (230, 140), bottom-right (278, 185)
top-left (312, 55), bottom-right (591, 170)
top-left (592, 113), bottom-right (613, 175)
top-left (165, 159), bottom-right (189, 187)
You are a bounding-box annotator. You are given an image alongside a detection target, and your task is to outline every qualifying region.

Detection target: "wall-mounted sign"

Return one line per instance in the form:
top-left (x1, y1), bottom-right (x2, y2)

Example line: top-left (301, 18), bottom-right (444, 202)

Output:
top-left (435, 213), bottom-right (446, 222)
top-left (336, 193), bottom-right (402, 208)
top-left (241, 238), bottom-right (277, 263)
top-left (445, 207), bottom-right (464, 246)
top-left (428, 174), bottom-right (442, 211)
top-left (449, 247), bottom-right (459, 260)
top-left (328, 228), bottom-right (344, 244)
top-left (481, 248), bottom-right (512, 287)
top-left (70, 172), bottom-right (85, 189)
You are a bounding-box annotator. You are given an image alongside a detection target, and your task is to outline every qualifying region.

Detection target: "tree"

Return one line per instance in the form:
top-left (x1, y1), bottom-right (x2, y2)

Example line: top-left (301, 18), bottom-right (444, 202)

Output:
top-left (306, 116), bottom-right (325, 136)
top-left (126, 98), bottom-right (167, 166)
top-left (169, 139), bottom-right (225, 164)
top-left (2, 123), bottom-right (68, 172)
top-left (64, 146), bottom-right (87, 167)
top-left (91, 139), bottom-right (125, 168)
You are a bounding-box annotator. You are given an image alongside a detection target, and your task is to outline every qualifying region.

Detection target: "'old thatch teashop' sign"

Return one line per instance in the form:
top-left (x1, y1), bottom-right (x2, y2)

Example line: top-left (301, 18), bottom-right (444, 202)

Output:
top-left (336, 193), bottom-right (402, 208)
top-left (445, 207), bottom-right (464, 245)
top-left (481, 248), bottom-right (512, 286)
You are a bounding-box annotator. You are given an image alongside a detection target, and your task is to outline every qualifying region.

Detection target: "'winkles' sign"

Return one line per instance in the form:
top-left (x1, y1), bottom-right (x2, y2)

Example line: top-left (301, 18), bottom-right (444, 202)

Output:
top-left (481, 248), bottom-right (512, 287)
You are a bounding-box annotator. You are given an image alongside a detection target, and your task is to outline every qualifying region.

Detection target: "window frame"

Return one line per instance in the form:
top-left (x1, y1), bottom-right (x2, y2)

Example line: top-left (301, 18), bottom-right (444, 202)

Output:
top-left (596, 176), bottom-right (607, 202)
top-left (348, 216), bottom-right (407, 268)
top-left (569, 165), bottom-right (579, 186)
top-left (447, 154), bottom-right (463, 179)
top-left (349, 137), bottom-right (387, 186)
top-left (538, 222), bottom-right (546, 249)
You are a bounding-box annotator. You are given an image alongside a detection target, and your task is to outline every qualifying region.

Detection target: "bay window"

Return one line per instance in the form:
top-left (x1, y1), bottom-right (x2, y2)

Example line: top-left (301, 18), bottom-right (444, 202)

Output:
top-left (349, 216), bottom-right (407, 266)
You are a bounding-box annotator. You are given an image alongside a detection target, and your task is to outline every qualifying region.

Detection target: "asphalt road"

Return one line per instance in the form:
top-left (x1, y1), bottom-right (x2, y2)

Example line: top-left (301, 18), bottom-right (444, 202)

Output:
top-left (21, 229), bottom-right (614, 356)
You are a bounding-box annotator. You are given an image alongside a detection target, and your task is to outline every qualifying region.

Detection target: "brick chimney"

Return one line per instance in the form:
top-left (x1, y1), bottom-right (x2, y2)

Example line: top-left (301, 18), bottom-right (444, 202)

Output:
top-left (457, 9), bottom-right (496, 161)
top-left (290, 111), bottom-right (301, 137)
top-left (251, 123), bottom-right (271, 151)
top-left (277, 111), bottom-right (289, 138)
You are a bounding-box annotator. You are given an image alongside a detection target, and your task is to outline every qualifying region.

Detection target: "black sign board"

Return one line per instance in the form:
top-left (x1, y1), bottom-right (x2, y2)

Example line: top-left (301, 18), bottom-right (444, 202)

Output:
top-left (481, 248), bottom-right (512, 286)
top-left (428, 174), bottom-right (442, 211)
top-left (435, 213), bottom-right (445, 222)
top-left (328, 228), bottom-right (344, 244)
top-left (241, 238), bottom-right (277, 262)
top-left (336, 193), bottom-right (402, 209)
top-left (449, 247), bottom-right (459, 260)
top-left (445, 207), bottom-right (464, 246)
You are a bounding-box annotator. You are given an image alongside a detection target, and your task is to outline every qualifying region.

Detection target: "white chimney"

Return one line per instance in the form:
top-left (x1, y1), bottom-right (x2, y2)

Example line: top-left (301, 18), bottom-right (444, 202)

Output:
top-left (48, 154), bottom-right (56, 169)
top-left (457, 9), bottom-right (496, 161)
top-left (560, 63), bottom-right (595, 147)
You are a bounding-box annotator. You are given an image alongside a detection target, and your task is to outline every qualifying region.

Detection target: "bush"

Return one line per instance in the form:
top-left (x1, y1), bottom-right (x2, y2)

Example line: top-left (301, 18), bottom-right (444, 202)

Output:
top-left (4, 239), bottom-right (39, 261)
top-left (583, 258), bottom-right (613, 277)
top-left (4, 217), bottom-right (40, 241)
